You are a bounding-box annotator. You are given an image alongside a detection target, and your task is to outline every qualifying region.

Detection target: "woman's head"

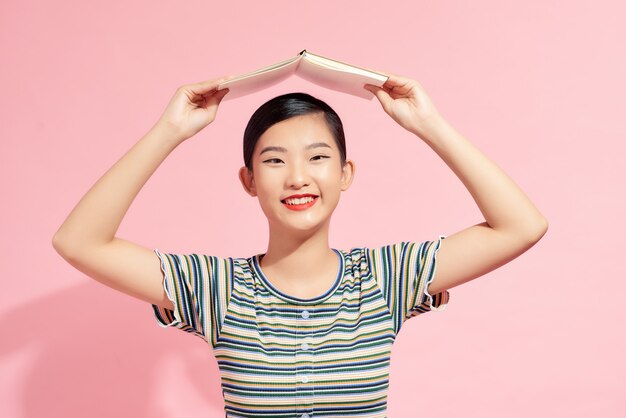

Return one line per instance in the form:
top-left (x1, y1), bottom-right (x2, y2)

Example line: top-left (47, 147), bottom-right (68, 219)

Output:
top-left (243, 93), bottom-right (346, 171)
top-left (238, 93), bottom-right (355, 235)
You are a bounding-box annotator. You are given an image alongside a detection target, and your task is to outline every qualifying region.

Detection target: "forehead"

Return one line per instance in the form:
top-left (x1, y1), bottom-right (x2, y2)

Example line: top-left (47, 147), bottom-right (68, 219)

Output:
top-left (256, 113), bottom-right (336, 150)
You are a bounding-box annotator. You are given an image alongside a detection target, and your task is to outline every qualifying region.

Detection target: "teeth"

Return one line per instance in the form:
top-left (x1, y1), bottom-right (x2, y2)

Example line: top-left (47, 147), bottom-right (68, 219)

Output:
top-left (284, 196), bottom-right (315, 205)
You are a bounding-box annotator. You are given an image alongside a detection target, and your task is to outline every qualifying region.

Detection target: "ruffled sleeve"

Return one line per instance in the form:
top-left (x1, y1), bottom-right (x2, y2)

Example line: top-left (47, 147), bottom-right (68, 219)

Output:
top-left (151, 249), bottom-right (232, 347)
top-left (367, 236), bottom-right (450, 333)
top-left (406, 236), bottom-right (449, 317)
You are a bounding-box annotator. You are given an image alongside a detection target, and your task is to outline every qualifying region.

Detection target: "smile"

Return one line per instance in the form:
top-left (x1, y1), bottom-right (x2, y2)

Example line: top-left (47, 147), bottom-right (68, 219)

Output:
top-left (281, 195), bottom-right (319, 211)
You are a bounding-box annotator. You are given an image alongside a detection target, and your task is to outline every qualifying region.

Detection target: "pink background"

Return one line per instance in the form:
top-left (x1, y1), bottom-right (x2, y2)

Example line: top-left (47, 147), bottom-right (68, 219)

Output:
top-left (1, 1), bottom-right (624, 416)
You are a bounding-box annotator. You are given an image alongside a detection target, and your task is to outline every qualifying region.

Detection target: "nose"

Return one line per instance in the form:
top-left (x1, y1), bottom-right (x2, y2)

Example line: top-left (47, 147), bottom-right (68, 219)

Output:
top-left (285, 162), bottom-right (310, 189)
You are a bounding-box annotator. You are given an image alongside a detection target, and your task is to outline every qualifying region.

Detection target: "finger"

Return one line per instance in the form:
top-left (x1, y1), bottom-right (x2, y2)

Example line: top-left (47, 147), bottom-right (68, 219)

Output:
top-left (387, 77), bottom-right (422, 99)
top-left (383, 73), bottom-right (405, 84)
top-left (364, 84), bottom-right (393, 112)
top-left (364, 84), bottom-right (384, 93)
top-left (189, 76), bottom-right (232, 95)
top-left (382, 74), bottom-right (411, 90)
top-left (210, 87), bottom-right (230, 104)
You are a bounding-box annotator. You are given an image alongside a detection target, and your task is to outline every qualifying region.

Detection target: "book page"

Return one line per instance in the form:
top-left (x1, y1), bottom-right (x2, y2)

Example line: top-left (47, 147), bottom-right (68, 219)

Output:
top-left (218, 55), bottom-right (301, 101)
top-left (297, 57), bottom-right (388, 99)
top-left (303, 51), bottom-right (387, 80)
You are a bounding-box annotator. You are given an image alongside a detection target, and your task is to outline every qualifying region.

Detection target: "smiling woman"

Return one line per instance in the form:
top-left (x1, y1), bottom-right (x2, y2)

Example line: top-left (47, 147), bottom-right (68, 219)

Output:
top-left (52, 74), bottom-right (547, 417)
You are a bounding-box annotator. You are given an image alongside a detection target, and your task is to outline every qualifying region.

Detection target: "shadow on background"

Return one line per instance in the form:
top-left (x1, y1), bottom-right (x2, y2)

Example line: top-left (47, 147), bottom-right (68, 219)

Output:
top-left (0, 282), bottom-right (225, 417)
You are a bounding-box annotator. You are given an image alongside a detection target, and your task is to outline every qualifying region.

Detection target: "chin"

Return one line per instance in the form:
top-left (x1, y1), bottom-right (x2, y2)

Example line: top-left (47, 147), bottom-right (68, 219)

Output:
top-left (272, 217), bottom-right (329, 238)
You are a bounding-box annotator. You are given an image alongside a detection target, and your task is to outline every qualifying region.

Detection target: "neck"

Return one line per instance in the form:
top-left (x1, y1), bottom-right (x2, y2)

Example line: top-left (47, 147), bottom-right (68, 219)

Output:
top-left (261, 221), bottom-right (335, 280)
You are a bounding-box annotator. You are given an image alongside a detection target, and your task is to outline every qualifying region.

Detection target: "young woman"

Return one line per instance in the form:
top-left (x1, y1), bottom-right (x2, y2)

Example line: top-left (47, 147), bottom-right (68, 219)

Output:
top-left (52, 74), bottom-right (548, 417)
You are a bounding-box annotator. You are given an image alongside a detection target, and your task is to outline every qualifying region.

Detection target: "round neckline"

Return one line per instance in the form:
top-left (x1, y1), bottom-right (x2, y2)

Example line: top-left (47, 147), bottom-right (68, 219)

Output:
top-left (251, 249), bottom-right (345, 305)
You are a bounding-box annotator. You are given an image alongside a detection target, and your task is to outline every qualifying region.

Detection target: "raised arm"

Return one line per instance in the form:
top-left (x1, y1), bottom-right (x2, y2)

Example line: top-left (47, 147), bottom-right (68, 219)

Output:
top-left (52, 78), bottom-right (230, 310)
top-left (364, 75), bottom-right (548, 295)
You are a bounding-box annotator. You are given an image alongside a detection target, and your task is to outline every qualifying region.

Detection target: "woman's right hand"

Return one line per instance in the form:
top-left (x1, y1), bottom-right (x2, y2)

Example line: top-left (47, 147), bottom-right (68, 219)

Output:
top-left (154, 77), bottom-right (231, 143)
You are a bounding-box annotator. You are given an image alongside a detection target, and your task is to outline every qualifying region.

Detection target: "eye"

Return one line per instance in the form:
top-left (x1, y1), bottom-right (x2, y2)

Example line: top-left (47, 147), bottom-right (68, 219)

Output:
top-left (310, 155), bottom-right (330, 161)
top-left (263, 158), bottom-right (284, 164)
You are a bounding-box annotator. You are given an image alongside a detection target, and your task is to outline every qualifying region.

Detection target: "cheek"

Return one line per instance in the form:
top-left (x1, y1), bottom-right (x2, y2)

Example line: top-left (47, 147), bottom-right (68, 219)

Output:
top-left (317, 168), bottom-right (344, 197)
top-left (253, 183), bottom-right (279, 220)
top-left (323, 162), bottom-right (344, 181)
top-left (253, 171), bottom-right (281, 201)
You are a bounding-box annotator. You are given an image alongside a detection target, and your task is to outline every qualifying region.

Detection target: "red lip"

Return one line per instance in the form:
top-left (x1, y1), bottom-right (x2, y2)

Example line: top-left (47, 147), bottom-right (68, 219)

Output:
top-left (281, 194), bottom-right (319, 211)
top-left (281, 193), bottom-right (318, 200)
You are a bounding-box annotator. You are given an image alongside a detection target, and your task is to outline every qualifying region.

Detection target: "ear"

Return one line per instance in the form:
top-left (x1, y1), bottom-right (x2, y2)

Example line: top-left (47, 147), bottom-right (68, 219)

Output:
top-left (238, 166), bottom-right (257, 196)
top-left (340, 160), bottom-right (355, 191)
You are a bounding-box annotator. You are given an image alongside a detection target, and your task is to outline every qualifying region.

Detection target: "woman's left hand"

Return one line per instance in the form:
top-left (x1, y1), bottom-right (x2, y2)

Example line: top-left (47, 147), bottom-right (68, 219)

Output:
top-left (365, 74), bottom-right (442, 136)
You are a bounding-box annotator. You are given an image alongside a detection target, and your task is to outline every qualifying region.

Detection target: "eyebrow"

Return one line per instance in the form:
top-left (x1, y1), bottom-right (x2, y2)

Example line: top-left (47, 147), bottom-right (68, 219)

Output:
top-left (259, 142), bottom-right (332, 155)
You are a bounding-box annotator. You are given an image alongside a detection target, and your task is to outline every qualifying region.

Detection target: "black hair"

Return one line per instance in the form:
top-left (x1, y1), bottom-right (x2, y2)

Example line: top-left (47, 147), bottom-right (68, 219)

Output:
top-left (243, 92), bottom-right (346, 170)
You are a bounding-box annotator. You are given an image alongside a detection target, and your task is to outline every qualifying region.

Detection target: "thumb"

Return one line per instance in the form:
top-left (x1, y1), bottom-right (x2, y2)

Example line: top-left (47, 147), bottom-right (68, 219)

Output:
top-left (189, 76), bottom-right (232, 96)
top-left (208, 87), bottom-right (230, 105)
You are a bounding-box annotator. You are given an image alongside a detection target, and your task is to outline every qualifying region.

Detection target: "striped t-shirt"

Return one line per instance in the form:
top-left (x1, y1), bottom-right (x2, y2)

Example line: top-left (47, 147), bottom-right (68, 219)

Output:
top-left (151, 237), bottom-right (450, 418)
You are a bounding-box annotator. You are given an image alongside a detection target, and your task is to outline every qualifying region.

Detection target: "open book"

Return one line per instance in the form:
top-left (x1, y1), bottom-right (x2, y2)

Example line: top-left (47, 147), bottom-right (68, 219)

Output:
top-left (217, 50), bottom-right (388, 100)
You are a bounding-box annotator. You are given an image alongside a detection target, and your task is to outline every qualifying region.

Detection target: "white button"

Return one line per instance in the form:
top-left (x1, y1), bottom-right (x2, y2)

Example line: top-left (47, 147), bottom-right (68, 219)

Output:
top-left (301, 375), bottom-right (309, 383)
top-left (301, 414), bottom-right (310, 418)
top-left (301, 342), bottom-right (309, 350)
top-left (301, 310), bottom-right (310, 319)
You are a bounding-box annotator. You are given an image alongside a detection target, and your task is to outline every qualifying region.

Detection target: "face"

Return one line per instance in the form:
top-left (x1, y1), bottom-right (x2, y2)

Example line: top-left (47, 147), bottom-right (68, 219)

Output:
top-left (239, 113), bottom-right (354, 236)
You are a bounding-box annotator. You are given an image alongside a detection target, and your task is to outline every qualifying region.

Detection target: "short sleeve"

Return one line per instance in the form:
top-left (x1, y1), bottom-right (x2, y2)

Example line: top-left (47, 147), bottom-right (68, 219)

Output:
top-left (367, 236), bottom-right (450, 333)
top-left (151, 249), bottom-right (232, 348)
